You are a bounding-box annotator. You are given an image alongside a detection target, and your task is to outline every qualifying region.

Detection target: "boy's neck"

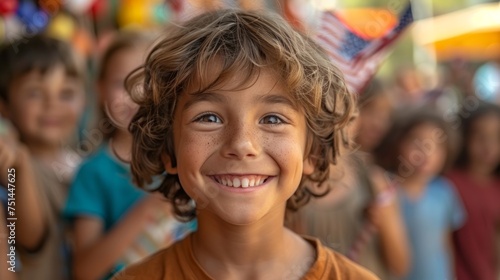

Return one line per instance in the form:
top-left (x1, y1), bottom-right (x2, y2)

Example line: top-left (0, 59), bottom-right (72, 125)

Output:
top-left (358, 151), bottom-right (374, 165)
top-left (109, 129), bottom-right (133, 161)
top-left (26, 141), bottom-right (64, 162)
top-left (192, 205), bottom-right (315, 279)
top-left (400, 174), bottom-right (431, 199)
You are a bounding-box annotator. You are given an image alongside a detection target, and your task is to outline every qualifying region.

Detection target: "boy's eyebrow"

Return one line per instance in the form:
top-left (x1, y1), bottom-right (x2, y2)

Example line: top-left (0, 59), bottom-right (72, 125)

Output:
top-left (183, 91), bottom-right (228, 110)
top-left (258, 94), bottom-right (298, 110)
top-left (182, 91), bottom-right (298, 111)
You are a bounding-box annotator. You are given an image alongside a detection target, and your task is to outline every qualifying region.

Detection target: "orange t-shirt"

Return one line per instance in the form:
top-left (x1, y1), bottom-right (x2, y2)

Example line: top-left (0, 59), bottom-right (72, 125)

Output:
top-left (113, 233), bottom-right (379, 280)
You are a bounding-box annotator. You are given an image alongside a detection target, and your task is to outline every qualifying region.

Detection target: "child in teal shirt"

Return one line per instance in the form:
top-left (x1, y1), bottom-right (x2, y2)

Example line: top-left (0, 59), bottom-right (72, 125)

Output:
top-left (64, 32), bottom-right (195, 280)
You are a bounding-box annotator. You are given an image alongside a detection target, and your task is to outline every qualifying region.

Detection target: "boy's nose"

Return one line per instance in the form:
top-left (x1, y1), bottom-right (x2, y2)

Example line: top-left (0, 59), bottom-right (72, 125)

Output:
top-left (42, 94), bottom-right (57, 110)
top-left (220, 122), bottom-right (261, 160)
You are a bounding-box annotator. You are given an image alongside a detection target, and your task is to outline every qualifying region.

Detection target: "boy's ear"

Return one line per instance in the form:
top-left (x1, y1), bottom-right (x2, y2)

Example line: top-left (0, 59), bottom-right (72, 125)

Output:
top-left (303, 156), bottom-right (315, 175)
top-left (161, 153), bottom-right (178, 174)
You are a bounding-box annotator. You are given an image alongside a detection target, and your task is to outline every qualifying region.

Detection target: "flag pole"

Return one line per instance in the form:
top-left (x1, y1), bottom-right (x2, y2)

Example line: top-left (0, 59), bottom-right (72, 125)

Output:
top-left (411, 0), bottom-right (439, 89)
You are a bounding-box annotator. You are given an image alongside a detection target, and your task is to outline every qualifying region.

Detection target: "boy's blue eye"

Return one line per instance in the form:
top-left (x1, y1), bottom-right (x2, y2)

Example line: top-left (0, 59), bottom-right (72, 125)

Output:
top-left (260, 115), bottom-right (284, 125)
top-left (195, 114), bottom-right (222, 123)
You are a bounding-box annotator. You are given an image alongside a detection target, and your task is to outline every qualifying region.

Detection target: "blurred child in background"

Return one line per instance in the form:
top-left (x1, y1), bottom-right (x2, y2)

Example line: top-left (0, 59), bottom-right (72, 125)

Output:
top-left (375, 108), bottom-right (465, 280)
top-left (0, 36), bottom-right (86, 280)
top-left (289, 79), bottom-right (409, 279)
top-left (446, 102), bottom-right (500, 280)
top-left (356, 79), bottom-right (395, 159)
top-left (64, 32), bottom-right (194, 280)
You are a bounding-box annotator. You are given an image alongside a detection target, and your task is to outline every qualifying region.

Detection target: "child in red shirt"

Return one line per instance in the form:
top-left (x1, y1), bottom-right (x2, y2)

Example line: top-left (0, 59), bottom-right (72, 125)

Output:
top-left (447, 102), bottom-right (500, 280)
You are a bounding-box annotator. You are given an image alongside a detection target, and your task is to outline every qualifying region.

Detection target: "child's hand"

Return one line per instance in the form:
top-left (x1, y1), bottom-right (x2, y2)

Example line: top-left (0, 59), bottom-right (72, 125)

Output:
top-left (364, 166), bottom-right (410, 277)
top-left (0, 123), bottom-right (30, 185)
top-left (366, 166), bottom-right (396, 230)
top-left (366, 202), bottom-right (391, 230)
top-left (0, 136), bottom-right (17, 174)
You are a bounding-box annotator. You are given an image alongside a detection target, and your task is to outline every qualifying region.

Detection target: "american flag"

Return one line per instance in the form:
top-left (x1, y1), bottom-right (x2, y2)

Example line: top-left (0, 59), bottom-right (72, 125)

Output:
top-left (315, 4), bottom-right (414, 94)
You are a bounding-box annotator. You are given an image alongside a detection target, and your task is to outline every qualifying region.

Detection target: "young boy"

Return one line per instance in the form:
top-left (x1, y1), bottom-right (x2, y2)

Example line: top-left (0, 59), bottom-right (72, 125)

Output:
top-left (115, 9), bottom-right (379, 280)
top-left (0, 35), bottom-right (85, 279)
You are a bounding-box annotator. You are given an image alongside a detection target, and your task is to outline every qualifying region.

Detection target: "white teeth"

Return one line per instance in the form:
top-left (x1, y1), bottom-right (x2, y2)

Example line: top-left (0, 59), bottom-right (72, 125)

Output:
top-left (214, 176), bottom-right (269, 188)
top-left (241, 178), bottom-right (249, 188)
top-left (233, 178), bottom-right (241, 188)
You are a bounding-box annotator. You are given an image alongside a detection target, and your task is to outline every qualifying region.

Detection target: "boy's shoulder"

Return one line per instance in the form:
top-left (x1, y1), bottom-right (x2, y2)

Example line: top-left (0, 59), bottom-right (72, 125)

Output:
top-left (113, 234), bottom-right (379, 280)
top-left (113, 252), bottom-right (168, 279)
top-left (80, 144), bottom-right (111, 164)
top-left (112, 234), bottom-right (201, 280)
top-left (75, 145), bottom-right (121, 175)
top-left (302, 236), bottom-right (380, 280)
top-left (428, 176), bottom-right (458, 197)
top-left (112, 244), bottom-right (173, 280)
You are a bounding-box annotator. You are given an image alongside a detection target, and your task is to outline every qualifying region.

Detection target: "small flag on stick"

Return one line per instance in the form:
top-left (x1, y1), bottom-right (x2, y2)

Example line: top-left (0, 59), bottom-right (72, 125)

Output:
top-left (315, 3), bottom-right (414, 94)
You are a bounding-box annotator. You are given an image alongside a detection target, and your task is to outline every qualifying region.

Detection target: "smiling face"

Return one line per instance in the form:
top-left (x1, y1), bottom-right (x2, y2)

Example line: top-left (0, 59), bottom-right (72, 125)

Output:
top-left (163, 69), bottom-right (314, 225)
top-left (398, 122), bottom-right (447, 179)
top-left (2, 65), bottom-right (84, 147)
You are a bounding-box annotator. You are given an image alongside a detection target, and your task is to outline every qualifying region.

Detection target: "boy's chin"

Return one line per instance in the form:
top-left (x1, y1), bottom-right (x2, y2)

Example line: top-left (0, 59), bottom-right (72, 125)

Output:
top-left (27, 133), bottom-right (71, 148)
top-left (220, 215), bottom-right (266, 226)
top-left (208, 205), bottom-right (273, 226)
top-left (413, 167), bottom-right (440, 179)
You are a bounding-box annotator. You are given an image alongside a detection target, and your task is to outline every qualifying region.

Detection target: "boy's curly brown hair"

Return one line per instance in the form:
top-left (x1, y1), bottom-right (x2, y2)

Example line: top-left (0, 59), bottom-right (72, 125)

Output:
top-left (126, 9), bottom-right (356, 222)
